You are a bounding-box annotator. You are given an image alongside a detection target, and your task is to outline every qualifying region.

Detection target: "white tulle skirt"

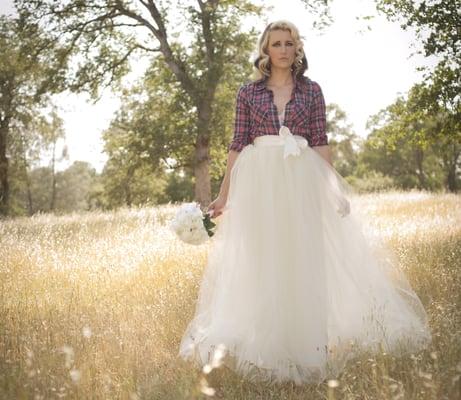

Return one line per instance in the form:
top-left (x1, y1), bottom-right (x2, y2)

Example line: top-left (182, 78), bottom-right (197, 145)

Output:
top-left (178, 133), bottom-right (432, 386)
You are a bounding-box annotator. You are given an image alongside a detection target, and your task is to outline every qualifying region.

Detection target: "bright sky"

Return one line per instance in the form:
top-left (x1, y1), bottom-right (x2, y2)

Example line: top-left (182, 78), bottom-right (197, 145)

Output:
top-left (1, 0), bottom-right (437, 173)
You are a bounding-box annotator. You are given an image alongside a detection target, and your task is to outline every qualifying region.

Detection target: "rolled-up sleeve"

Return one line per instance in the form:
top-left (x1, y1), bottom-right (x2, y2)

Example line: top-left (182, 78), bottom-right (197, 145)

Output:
top-left (228, 85), bottom-right (250, 152)
top-left (308, 82), bottom-right (329, 147)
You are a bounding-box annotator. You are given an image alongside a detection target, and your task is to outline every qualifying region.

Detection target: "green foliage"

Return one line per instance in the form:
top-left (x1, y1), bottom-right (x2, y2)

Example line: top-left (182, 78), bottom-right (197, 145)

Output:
top-left (375, 0), bottom-right (460, 118)
top-left (360, 1), bottom-right (461, 193)
top-left (99, 157), bottom-right (169, 209)
top-left (28, 166), bottom-right (53, 213)
top-left (13, 0), bottom-right (138, 100)
top-left (326, 103), bottom-right (361, 178)
top-left (346, 170), bottom-right (397, 194)
top-left (98, 27), bottom-right (256, 207)
top-left (10, 161), bottom-right (98, 215)
top-left (13, 0), bottom-right (263, 104)
top-left (364, 83), bottom-right (460, 192)
top-left (13, 0), bottom-right (265, 205)
top-left (8, 0), bottom-right (459, 210)
top-left (54, 161), bottom-right (97, 213)
top-left (164, 171), bottom-right (195, 203)
top-left (6, 106), bottom-right (70, 216)
top-left (298, 0), bottom-right (334, 31)
top-left (0, 14), bottom-right (70, 216)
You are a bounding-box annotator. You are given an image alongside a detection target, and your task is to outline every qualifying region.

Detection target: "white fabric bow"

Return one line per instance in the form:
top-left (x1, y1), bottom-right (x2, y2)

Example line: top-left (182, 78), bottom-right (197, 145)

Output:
top-left (279, 125), bottom-right (307, 159)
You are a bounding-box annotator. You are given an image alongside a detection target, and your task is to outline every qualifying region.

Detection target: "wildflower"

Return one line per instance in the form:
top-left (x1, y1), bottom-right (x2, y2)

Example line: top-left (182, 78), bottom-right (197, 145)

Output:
top-left (60, 345), bottom-right (74, 368)
top-left (69, 368), bottom-right (81, 383)
top-left (327, 379), bottom-right (339, 388)
top-left (82, 326), bottom-right (92, 339)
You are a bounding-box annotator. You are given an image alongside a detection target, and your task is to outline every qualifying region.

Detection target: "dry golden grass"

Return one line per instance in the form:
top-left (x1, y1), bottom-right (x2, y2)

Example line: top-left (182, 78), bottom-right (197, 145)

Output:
top-left (0, 190), bottom-right (460, 399)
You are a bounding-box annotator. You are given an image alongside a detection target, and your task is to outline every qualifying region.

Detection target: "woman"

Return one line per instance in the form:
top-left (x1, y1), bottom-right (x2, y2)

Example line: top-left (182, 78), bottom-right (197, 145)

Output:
top-left (178, 20), bottom-right (431, 386)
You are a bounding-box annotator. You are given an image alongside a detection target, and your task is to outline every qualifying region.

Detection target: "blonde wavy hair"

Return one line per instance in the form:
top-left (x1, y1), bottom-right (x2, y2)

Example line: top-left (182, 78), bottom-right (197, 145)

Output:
top-left (252, 20), bottom-right (308, 81)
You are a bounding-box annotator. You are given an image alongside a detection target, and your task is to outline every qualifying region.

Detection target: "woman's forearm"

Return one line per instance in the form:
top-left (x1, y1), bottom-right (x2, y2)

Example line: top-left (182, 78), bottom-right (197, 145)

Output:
top-left (312, 144), bottom-right (333, 166)
top-left (218, 149), bottom-right (240, 199)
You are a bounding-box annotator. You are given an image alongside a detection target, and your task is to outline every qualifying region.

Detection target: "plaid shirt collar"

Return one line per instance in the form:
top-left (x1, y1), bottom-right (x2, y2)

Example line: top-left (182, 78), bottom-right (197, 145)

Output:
top-left (253, 72), bottom-right (309, 105)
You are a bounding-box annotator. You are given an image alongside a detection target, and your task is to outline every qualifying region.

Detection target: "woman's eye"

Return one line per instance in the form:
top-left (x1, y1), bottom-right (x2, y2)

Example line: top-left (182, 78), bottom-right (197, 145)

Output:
top-left (272, 42), bottom-right (293, 47)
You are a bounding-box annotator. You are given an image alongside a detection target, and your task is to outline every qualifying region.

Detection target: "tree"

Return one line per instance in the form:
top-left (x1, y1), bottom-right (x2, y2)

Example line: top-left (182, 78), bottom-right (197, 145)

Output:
top-left (355, 1), bottom-right (461, 192)
top-left (15, 0), bottom-right (265, 208)
top-left (325, 103), bottom-right (362, 178)
top-left (27, 166), bottom-right (54, 213)
top-left (9, 122), bottom-right (41, 215)
top-left (375, 0), bottom-right (460, 123)
top-left (36, 106), bottom-right (67, 210)
top-left (365, 84), bottom-right (460, 192)
top-left (99, 128), bottom-right (171, 208)
top-left (54, 161), bottom-right (97, 213)
top-left (100, 39), bottom-right (252, 207)
top-left (0, 14), bottom-right (68, 216)
top-left (11, 160), bottom-right (100, 214)
top-left (6, 106), bottom-right (69, 215)
top-left (428, 110), bottom-right (461, 192)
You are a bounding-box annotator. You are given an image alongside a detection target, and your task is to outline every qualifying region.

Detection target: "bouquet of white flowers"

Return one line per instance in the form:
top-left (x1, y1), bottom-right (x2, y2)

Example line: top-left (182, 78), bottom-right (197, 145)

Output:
top-left (169, 202), bottom-right (217, 245)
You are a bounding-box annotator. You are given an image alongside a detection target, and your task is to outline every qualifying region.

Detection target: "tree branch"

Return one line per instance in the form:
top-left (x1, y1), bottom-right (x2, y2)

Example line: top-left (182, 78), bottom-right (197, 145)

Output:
top-left (130, 0), bottom-right (198, 100)
top-left (133, 43), bottom-right (161, 53)
top-left (197, 0), bottom-right (217, 66)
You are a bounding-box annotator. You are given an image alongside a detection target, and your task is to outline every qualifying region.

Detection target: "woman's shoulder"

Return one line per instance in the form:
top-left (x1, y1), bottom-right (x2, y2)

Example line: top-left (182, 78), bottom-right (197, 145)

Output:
top-left (295, 76), bottom-right (324, 103)
top-left (299, 75), bottom-right (322, 91)
top-left (234, 78), bottom-right (266, 104)
top-left (237, 78), bottom-right (265, 94)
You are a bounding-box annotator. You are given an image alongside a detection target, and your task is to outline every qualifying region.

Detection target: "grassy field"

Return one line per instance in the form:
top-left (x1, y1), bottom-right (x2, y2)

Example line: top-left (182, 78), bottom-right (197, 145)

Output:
top-left (0, 190), bottom-right (460, 399)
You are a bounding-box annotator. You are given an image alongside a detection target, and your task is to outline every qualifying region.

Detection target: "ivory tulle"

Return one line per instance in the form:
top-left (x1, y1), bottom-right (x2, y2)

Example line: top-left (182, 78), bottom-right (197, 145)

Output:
top-left (178, 133), bottom-right (432, 386)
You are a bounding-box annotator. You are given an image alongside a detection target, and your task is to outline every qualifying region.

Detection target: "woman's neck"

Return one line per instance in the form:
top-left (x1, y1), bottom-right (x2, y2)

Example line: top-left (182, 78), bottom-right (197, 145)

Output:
top-left (266, 67), bottom-right (294, 87)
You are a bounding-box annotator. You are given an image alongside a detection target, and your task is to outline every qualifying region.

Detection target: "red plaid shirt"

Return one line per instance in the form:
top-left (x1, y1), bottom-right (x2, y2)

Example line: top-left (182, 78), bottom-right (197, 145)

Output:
top-left (228, 74), bottom-right (329, 152)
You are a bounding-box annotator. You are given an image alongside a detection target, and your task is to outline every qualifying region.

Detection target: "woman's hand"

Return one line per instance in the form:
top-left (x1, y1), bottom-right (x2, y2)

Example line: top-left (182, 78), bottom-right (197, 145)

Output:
top-left (206, 195), bottom-right (228, 219)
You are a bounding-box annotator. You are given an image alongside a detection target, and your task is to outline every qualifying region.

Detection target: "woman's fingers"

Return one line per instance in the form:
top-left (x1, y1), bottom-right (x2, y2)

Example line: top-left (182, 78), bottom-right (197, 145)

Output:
top-left (210, 208), bottom-right (222, 219)
top-left (206, 200), bottom-right (226, 219)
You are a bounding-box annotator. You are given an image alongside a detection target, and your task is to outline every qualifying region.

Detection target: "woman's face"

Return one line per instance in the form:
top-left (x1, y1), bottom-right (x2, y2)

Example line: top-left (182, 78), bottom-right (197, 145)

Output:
top-left (266, 29), bottom-right (296, 71)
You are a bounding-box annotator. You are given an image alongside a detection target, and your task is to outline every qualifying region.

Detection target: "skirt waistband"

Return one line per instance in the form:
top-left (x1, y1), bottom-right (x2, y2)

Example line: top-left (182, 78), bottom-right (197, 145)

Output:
top-left (253, 134), bottom-right (307, 147)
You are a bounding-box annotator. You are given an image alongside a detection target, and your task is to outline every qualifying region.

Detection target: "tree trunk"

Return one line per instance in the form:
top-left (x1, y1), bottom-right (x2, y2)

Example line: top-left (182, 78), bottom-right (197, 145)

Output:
top-left (194, 99), bottom-right (213, 208)
top-left (50, 138), bottom-right (57, 210)
top-left (0, 120), bottom-right (10, 216)
top-left (414, 147), bottom-right (426, 189)
top-left (194, 137), bottom-right (211, 208)
top-left (446, 142), bottom-right (460, 193)
top-left (26, 173), bottom-right (33, 215)
top-left (447, 166), bottom-right (457, 192)
top-left (20, 138), bottom-right (34, 215)
top-left (125, 165), bottom-right (135, 207)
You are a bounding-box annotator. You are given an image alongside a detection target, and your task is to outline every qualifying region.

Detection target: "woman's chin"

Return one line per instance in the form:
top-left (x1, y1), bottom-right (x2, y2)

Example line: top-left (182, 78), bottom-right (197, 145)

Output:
top-left (271, 64), bottom-right (293, 71)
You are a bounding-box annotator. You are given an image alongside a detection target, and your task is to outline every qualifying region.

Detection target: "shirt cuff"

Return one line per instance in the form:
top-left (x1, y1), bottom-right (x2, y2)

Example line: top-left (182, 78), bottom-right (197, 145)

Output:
top-left (310, 135), bottom-right (329, 147)
top-left (228, 141), bottom-right (246, 152)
